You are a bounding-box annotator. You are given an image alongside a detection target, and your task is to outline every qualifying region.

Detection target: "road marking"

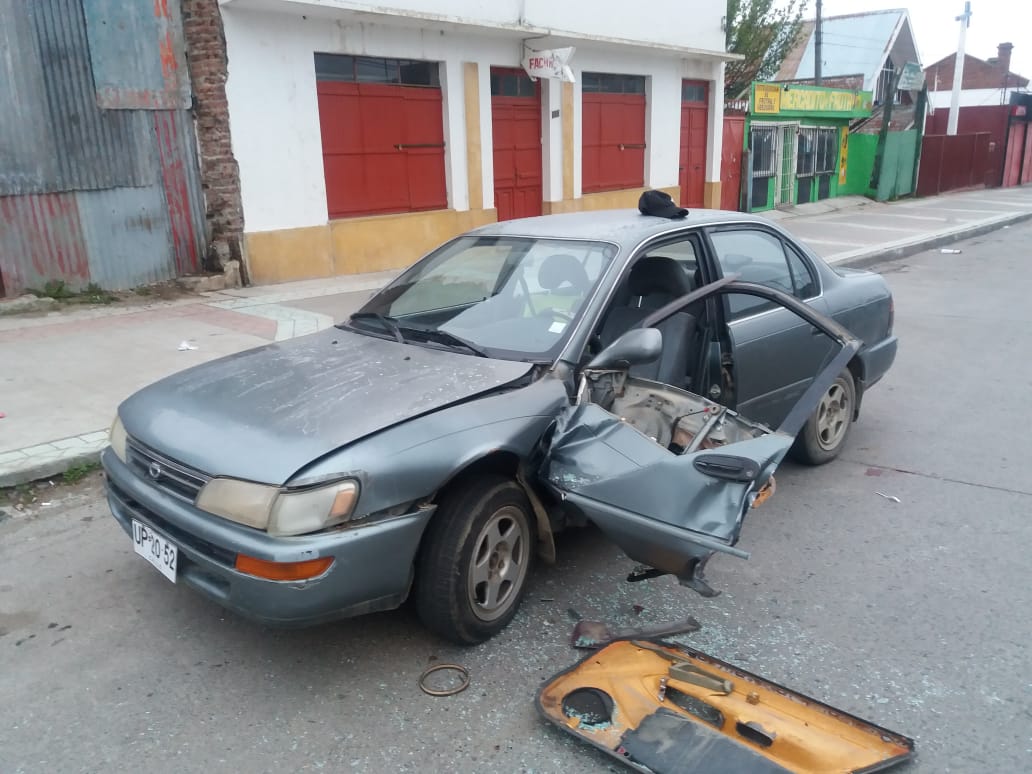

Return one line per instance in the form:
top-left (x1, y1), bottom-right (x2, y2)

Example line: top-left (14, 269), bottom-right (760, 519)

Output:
top-left (816, 221), bottom-right (916, 232)
top-left (873, 212), bottom-right (951, 221)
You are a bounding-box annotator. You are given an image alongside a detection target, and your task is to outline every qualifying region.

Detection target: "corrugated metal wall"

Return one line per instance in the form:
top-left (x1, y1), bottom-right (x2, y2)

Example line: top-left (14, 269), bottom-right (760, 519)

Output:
top-left (0, 0), bottom-right (205, 297)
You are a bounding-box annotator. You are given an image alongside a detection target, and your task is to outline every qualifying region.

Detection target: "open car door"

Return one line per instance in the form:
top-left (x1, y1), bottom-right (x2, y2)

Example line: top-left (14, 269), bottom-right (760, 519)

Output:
top-left (543, 279), bottom-right (860, 595)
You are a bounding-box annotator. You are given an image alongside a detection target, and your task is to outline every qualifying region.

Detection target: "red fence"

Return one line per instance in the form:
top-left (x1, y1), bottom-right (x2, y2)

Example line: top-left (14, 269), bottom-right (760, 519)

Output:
top-left (926, 106), bottom-right (1009, 187)
top-left (916, 133), bottom-right (993, 197)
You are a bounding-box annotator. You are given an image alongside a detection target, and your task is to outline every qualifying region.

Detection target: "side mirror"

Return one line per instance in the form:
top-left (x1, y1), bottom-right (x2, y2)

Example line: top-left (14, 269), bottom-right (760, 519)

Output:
top-left (585, 328), bottom-right (662, 370)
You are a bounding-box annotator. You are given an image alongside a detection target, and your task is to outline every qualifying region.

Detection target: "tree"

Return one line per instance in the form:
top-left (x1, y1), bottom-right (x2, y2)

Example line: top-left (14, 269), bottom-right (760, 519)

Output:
top-left (725, 0), bottom-right (806, 100)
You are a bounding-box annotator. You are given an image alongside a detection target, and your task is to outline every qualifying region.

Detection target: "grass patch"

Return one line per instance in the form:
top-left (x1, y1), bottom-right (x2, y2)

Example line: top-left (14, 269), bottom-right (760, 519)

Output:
top-left (29, 279), bottom-right (76, 300)
top-left (62, 460), bottom-right (101, 485)
top-left (27, 280), bottom-right (119, 305)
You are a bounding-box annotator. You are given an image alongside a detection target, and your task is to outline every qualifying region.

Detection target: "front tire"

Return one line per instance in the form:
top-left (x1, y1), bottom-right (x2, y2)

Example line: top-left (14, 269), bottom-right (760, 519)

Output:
top-left (792, 371), bottom-right (856, 465)
top-left (415, 476), bottom-right (535, 644)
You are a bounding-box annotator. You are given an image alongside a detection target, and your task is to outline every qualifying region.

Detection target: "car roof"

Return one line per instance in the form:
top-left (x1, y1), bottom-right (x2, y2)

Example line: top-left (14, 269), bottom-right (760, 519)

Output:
top-left (466, 208), bottom-right (772, 249)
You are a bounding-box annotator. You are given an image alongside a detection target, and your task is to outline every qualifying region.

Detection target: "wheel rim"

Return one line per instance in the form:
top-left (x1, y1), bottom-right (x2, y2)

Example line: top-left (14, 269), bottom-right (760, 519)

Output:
top-left (466, 506), bottom-right (530, 622)
top-left (815, 378), bottom-right (851, 451)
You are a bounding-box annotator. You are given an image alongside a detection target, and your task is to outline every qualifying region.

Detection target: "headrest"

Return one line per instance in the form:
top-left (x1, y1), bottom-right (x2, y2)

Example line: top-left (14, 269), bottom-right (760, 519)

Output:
top-left (628, 256), bottom-right (692, 298)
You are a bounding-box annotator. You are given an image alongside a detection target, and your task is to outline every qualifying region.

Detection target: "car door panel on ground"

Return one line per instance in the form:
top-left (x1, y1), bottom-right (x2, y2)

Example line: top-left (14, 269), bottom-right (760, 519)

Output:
top-left (705, 227), bottom-right (837, 429)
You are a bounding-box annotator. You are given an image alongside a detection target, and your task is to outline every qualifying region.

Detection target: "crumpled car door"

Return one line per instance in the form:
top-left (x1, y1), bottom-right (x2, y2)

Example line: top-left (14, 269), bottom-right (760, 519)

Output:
top-left (542, 279), bottom-right (860, 595)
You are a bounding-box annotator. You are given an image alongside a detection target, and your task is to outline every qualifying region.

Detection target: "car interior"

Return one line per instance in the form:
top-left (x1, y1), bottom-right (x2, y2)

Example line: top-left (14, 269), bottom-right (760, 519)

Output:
top-left (589, 236), bottom-right (718, 395)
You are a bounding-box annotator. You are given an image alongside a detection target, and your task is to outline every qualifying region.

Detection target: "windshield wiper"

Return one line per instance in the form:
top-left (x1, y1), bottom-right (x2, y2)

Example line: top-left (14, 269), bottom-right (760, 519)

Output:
top-left (398, 325), bottom-right (488, 358)
top-left (347, 312), bottom-right (405, 344)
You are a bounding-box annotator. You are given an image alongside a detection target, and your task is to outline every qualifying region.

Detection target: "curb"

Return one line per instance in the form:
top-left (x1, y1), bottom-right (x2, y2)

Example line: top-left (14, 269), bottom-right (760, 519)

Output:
top-left (2, 208), bottom-right (1029, 490)
top-left (0, 448), bottom-right (105, 489)
top-left (826, 211), bottom-right (1032, 269)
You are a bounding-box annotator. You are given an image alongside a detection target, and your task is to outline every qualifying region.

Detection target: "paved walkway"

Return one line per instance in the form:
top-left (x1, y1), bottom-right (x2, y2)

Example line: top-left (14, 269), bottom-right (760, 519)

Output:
top-left (2, 186), bottom-right (1030, 486)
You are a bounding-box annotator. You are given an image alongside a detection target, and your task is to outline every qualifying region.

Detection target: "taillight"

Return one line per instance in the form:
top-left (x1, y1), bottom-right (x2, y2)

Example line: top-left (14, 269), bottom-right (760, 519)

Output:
top-left (887, 296), bottom-right (895, 335)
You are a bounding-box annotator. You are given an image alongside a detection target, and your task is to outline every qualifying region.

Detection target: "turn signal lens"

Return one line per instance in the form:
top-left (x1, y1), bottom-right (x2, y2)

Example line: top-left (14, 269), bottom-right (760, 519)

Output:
top-left (109, 415), bottom-right (128, 463)
top-left (234, 554), bottom-right (334, 581)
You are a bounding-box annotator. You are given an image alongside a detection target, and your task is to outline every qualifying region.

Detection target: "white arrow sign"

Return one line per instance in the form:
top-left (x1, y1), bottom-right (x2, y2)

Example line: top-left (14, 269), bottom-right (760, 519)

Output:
top-left (522, 46), bottom-right (576, 83)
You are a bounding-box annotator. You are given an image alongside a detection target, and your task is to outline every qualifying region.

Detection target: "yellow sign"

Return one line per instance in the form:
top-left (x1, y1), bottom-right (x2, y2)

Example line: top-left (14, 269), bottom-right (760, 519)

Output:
top-left (838, 126), bottom-right (849, 185)
top-left (781, 88), bottom-right (857, 113)
top-left (754, 84), bottom-right (781, 114)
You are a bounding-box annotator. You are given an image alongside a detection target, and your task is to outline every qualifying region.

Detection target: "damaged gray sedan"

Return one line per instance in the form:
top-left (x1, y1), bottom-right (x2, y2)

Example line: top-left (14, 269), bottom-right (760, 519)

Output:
top-left (103, 209), bottom-right (895, 643)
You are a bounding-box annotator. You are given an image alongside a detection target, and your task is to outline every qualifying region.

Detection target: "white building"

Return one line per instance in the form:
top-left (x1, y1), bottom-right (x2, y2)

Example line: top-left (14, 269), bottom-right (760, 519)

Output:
top-left (218, 0), bottom-right (733, 283)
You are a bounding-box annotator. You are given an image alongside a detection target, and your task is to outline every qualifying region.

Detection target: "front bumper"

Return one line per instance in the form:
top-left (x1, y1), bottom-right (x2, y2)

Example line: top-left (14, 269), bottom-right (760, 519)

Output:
top-left (102, 448), bottom-right (434, 627)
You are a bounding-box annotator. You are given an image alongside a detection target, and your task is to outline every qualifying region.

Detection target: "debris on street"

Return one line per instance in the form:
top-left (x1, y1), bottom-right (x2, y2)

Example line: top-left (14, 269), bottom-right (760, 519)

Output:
top-left (570, 616), bottom-right (701, 649)
top-left (177, 340), bottom-right (199, 351)
top-left (418, 663), bottom-right (470, 697)
top-left (875, 491), bottom-right (902, 503)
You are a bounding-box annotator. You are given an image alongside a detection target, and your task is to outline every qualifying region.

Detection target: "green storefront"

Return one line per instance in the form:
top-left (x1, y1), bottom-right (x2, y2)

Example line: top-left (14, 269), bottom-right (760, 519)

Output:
top-left (745, 83), bottom-right (873, 212)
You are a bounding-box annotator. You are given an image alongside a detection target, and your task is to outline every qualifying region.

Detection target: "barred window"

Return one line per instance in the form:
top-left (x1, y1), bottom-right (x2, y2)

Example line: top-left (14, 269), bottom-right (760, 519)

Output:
top-left (797, 127), bottom-right (838, 177)
top-left (751, 126), bottom-right (777, 177)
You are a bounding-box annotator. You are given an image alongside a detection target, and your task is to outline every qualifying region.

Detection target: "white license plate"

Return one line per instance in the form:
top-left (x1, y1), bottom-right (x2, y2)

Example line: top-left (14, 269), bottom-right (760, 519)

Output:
top-left (132, 519), bottom-right (178, 583)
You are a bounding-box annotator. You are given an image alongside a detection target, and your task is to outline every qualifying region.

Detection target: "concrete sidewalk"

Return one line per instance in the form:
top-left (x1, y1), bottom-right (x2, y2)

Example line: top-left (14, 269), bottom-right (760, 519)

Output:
top-left (2, 185), bottom-right (1030, 486)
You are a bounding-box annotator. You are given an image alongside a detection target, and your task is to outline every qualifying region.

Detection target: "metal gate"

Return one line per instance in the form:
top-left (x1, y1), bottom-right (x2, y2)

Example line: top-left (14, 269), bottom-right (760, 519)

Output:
top-left (775, 125), bottom-right (798, 206)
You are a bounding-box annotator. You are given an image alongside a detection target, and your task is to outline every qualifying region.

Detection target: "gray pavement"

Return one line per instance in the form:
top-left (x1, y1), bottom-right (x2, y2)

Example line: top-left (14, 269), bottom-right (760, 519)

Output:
top-left (1, 185), bottom-right (1030, 486)
top-left (2, 222), bottom-right (1032, 771)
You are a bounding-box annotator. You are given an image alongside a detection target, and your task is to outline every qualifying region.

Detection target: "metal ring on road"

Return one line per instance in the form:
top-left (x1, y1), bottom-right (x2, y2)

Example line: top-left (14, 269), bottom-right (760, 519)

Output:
top-left (419, 663), bottom-right (470, 696)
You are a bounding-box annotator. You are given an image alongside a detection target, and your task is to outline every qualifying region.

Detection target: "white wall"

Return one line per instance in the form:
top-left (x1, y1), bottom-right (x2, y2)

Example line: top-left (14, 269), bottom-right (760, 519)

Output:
top-left (928, 87), bottom-right (1023, 109)
top-left (223, 8), bottom-right (523, 232)
top-left (251, 0), bottom-right (726, 53)
top-left (222, 6), bottom-right (725, 233)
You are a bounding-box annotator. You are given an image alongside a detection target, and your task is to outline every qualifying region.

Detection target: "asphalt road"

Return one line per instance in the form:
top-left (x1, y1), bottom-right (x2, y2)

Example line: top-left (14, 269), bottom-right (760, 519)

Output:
top-left (3, 223), bottom-right (1032, 773)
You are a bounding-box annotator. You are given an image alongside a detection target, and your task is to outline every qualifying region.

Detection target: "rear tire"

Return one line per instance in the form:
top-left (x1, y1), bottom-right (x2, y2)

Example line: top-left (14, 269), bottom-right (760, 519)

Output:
top-left (791, 371), bottom-right (856, 466)
top-left (415, 476), bottom-right (535, 644)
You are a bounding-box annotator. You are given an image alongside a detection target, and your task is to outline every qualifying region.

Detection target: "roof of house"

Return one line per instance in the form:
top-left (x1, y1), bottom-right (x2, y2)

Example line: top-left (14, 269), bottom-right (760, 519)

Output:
top-left (924, 51), bottom-right (1029, 91)
top-left (776, 9), bottom-right (917, 93)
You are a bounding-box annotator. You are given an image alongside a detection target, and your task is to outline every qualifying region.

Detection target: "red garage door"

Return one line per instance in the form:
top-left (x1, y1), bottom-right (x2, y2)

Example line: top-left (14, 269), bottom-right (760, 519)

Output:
top-left (582, 73), bottom-right (646, 193)
top-left (491, 68), bottom-right (542, 221)
top-left (315, 54), bottom-right (447, 219)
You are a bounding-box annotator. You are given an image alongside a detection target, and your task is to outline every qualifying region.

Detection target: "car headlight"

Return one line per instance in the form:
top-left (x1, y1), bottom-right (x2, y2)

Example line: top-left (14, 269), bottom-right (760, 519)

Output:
top-left (195, 478), bottom-right (359, 536)
top-left (109, 415), bottom-right (128, 463)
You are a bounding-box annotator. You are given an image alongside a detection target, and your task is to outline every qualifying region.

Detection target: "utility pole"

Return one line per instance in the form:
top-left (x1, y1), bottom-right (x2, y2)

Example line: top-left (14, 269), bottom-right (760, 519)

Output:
top-left (814, 0), bottom-right (823, 86)
top-left (947, 1), bottom-right (972, 136)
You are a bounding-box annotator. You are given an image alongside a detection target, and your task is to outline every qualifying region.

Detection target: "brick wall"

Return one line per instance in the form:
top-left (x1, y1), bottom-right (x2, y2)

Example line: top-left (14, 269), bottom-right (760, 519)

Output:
top-left (925, 53), bottom-right (1029, 92)
top-left (180, 0), bottom-right (245, 277)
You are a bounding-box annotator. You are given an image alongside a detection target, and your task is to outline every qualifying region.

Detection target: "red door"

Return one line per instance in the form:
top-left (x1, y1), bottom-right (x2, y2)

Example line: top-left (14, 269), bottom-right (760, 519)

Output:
top-left (491, 68), bottom-right (542, 221)
top-left (679, 81), bottom-right (709, 209)
top-left (1024, 123), bottom-right (1032, 184)
top-left (720, 116), bottom-right (745, 211)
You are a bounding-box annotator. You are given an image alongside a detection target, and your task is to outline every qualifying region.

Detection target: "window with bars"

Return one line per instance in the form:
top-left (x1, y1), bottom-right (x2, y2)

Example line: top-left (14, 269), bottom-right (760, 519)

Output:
top-left (582, 72), bottom-right (646, 94)
top-left (490, 70), bottom-right (537, 97)
top-left (796, 127), bottom-right (839, 177)
top-left (315, 54), bottom-right (440, 87)
top-left (751, 126), bottom-right (777, 177)
top-left (682, 81), bottom-right (707, 103)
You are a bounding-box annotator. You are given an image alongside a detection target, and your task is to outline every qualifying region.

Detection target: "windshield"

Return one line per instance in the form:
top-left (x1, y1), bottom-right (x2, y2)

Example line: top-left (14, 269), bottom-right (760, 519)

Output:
top-left (349, 236), bottom-right (618, 360)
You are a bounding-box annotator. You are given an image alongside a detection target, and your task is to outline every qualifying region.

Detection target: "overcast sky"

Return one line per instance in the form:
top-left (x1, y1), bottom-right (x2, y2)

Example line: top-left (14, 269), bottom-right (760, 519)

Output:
top-left (812, 0), bottom-right (1031, 80)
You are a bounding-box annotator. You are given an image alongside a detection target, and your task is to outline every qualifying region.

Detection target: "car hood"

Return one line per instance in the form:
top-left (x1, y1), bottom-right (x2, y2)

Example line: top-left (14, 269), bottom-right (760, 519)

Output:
top-left (119, 328), bottom-right (534, 484)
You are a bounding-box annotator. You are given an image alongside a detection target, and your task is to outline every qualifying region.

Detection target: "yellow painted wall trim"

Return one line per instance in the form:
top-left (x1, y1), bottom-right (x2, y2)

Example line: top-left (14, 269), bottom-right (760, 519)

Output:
top-left (703, 181), bottom-right (722, 209)
top-left (245, 225), bottom-right (333, 285)
top-left (245, 209), bottom-right (498, 284)
top-left (561, 82), bottom-right (575, 201)
top-left (544, 186), bottom-right (681, 215)
top-left (463, 62), bottom-right (483, 211)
